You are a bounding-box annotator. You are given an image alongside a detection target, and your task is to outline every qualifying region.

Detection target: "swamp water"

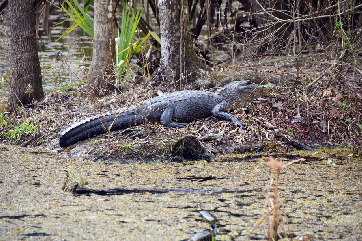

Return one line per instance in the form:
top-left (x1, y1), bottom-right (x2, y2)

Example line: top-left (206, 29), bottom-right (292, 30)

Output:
top-left (0, 145), bottom-right (361, 240)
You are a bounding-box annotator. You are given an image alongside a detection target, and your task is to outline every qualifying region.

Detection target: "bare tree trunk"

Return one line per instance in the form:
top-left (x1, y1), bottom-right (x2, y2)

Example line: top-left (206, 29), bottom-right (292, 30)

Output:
top-left (158, 0), bottom-right (183, 83)
top-left (88, 0), bottom-right (115, 97)
top-left (7, 0), bottom-right (44, 111)
top-left (158, 0), bottom-right (208, 88)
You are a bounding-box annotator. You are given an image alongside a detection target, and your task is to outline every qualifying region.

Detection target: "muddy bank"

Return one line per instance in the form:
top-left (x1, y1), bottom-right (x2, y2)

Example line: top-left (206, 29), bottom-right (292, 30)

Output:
top-left (1, 145), bottom-right (361, 240)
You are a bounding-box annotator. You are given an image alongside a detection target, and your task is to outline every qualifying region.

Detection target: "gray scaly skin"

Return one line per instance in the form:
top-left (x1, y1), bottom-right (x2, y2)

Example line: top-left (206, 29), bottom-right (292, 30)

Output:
top-left (59, 80), bottom-right (272, 147)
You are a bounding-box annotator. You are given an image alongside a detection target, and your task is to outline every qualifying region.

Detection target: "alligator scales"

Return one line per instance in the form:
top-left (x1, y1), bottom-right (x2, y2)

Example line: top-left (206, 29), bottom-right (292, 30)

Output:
top-left (59, 80), bottom-right (272, 147)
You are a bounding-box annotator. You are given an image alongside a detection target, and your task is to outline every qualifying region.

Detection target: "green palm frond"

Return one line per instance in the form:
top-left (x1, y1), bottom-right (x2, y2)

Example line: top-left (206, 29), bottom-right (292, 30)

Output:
top-left (116, 4), bottom-right (144, 73)
top-left (57, 0), bottom-right (94, 41)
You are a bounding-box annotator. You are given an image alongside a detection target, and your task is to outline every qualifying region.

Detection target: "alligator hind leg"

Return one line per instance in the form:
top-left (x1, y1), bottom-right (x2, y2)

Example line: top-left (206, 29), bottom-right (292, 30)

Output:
top-left (160, 108), bottom-right (188, 128)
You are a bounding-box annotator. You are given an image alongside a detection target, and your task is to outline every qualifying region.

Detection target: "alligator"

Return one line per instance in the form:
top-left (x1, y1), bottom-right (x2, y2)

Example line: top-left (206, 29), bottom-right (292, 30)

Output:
top-left (59, 80), bottom-right (272, 147)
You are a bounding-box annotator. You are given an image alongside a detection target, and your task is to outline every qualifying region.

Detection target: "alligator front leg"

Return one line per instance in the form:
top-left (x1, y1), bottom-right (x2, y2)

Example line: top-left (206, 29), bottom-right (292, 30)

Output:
top-left (160, 107), bottom-right (188, 128)
top-left (212, 102), bottom-right (246, 127)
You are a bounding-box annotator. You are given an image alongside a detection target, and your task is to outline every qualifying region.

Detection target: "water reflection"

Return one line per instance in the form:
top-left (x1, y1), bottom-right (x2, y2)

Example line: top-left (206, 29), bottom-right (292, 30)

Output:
top-left (38, 27), bottom-right (93, 93)
top-left (0, 19), bottom-right (93, 95)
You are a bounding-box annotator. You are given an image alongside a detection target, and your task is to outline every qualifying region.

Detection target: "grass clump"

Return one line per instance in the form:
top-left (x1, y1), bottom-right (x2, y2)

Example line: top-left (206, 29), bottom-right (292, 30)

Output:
top-left (6, 121), bottom-right (37, 142)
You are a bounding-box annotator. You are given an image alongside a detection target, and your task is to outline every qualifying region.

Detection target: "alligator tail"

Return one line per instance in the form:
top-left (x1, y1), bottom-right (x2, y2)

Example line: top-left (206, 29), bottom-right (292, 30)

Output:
top-left (59, 113), bottom-right (144, 147)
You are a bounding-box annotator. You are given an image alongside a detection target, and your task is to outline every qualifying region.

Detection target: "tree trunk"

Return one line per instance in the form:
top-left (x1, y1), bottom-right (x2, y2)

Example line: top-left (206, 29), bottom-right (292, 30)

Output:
top-left (158, 0), bottom-right (208, 88)
top-left (88, 0), bottom-right (115, 97)
top-left (7, 0), bottom-right (44, 111)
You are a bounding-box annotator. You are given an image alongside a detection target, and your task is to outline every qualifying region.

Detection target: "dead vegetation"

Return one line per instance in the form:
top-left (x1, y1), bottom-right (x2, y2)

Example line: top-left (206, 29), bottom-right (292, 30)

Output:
top-left (0, 52), bottom-right (361, 161)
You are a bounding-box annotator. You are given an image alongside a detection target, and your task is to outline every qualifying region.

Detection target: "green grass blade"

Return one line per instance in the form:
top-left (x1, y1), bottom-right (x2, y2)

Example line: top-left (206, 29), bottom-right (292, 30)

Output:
top-left (58, 0), bottom-right (94, 40)
top-left (149, 31), bottom-right (161, 44)
top-left (56, 22), bottom-right (79, 42)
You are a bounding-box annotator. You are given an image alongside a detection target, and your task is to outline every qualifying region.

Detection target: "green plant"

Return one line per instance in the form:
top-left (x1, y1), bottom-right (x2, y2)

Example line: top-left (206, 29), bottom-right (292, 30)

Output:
top-left (64, 168), bottom-right (87, 188)
top-left (6, 121), bottom-right (36, 141)
top-left (340, 100), bottom-right (350, 112)
top-left (122, 143), bottom-right (134, 149)
top-left (116, 4), bottom-right (147, 75)
top-left (157, 140), bottom-right (165, 145)
top-left (333, 2), bottom-right (354, 52)
top-left (342, 118), bottom-right (352, 127)
top-left (115, 3), bottom-right (161, 76)
top-left (0, 114), bottom-right (7, 126)
top-left (57, 0), bottom-right (94, 41)
top-left (93, 139), bottom-right (101, 145)
top-left (55, 79), bottom-right (87, 91)
top-left (286, 128), bottom-right (294, 135)
top-left (58, 0), bottom-right (160, 78)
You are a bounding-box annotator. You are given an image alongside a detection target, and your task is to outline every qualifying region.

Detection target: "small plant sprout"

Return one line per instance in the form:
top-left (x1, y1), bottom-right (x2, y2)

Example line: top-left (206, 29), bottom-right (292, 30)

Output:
top-left (62, 168), bottom-right (87, 192)
top-left (93, 139), bottom-right (101, 145)
top-left (0, 114), bottom-right (7, 126)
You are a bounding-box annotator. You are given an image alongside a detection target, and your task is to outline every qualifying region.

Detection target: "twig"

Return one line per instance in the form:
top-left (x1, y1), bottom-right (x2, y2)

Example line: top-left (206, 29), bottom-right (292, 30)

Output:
top-left (306, 49), bottom-right (346, 88)
top-left (254, 2), bottom-right (362, 24)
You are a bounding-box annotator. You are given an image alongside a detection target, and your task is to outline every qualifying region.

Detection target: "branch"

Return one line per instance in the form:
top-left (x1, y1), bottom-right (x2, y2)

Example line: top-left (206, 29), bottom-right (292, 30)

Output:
top-left (253, 2), bottom-right (362, 25)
